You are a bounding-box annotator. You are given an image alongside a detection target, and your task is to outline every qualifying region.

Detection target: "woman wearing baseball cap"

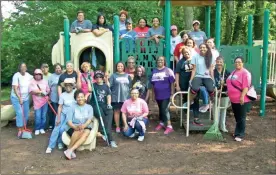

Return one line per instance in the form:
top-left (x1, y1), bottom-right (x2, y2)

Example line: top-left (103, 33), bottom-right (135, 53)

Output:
top-left (29, 69), bottom-right (50, 135)
top-left (90, 70), bottom-right (117, 148)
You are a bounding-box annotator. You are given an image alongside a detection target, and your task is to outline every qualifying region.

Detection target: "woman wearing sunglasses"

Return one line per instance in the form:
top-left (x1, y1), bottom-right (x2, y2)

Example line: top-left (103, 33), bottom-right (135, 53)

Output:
top-left (29, 69), bottom-right (50, 136)
top-left (90, 70), bottom-right (117, 148)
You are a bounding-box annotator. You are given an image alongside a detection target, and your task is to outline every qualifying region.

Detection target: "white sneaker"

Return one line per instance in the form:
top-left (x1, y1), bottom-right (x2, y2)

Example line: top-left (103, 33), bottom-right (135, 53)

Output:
top-left (199, 104), bottom-right (209, 113)
top-left (40, 129), bottom-right (46, 134)
top-left (129, 133), bottom-right (136, 138)
top-left (234, 137), bottom-right (243, 142)
top-left (110, 141), bottom-right (118, 148)
top-left (137, 136), bottom-right (144, 142)
top-left (58, 143), bottom-right (64, 149)
top-left (35, 130), bottom-right (40, 135)
top-left (45, 147), bottom-right (52, 154)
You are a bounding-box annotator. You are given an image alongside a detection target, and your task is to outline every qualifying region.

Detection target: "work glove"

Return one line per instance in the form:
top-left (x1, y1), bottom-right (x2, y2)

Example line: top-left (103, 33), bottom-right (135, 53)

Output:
top-left (136, 116), bottom-right (144, 121)
top-left (107, 104), bottom-right (113, 110)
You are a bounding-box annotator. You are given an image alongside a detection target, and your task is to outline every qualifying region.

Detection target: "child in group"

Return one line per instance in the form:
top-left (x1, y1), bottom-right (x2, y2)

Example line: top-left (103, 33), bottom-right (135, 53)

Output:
top-left (29, 69), bottom-right (50, 135)
top-left (46, 78), bottom-right (76, 153)
top-left (90, 70), bottom-right (118, 148)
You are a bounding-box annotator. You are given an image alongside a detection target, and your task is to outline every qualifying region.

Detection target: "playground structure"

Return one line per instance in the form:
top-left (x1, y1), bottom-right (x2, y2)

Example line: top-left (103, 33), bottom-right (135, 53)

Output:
top-left (51, 23), bottom-right (114, 73)
top-left (47, 1), bottom-right (273, 135)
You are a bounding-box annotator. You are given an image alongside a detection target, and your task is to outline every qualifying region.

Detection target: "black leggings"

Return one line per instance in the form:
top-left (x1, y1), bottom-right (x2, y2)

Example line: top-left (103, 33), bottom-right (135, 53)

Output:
top-left (191, 77), bottom-right (215, 95)
top-left (231, 102), bottom-right (250, 138)
top-left (156, 98), bottom-right (170, 123)
top-left (92, 103), bottom-right (114, 142)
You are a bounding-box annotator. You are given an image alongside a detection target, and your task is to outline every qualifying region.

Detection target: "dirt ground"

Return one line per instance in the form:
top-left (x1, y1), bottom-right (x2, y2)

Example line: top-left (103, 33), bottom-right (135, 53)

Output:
top-left (1, 99), bottom-right (275, 174)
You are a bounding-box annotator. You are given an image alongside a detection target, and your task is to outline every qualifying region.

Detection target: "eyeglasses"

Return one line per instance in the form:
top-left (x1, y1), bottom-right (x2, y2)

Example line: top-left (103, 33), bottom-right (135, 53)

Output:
top-left (131, 93), bottom-right (139, 95)
top-left (128, 62), bottom-right (135, 64)
top-left (235, 61), bottom-right (243, 64)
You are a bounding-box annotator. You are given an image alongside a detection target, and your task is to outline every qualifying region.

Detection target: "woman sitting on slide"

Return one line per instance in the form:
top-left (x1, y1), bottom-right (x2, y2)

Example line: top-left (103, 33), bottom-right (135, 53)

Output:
top-left (64, 90), bottom-right (94, 160)
top-left (189, 43), bottom-right (215, 125)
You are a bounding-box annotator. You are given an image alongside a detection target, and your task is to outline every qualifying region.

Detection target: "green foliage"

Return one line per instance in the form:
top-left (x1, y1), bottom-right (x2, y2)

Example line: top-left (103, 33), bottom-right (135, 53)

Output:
top-left (1, 1), bottom-right (276, 85)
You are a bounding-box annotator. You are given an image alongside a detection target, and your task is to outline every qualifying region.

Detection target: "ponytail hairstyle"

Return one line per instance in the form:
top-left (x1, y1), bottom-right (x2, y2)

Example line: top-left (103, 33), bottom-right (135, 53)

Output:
top-left (199, 43), bottom-right (213, 69)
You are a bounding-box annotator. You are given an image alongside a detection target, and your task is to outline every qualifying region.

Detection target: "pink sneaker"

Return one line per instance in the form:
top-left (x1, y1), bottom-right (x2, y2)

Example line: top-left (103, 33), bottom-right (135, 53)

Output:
top-left (115, 127), bottom-right (121, 133)
top-left (155, 124), bottom-right (165, 131)
top-left (164, 127), bottom-right (174, 135)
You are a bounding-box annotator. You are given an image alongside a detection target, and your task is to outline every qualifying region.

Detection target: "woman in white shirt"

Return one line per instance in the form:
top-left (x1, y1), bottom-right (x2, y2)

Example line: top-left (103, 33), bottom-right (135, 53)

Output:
top-left (10, 62), bottom-right (33, 138)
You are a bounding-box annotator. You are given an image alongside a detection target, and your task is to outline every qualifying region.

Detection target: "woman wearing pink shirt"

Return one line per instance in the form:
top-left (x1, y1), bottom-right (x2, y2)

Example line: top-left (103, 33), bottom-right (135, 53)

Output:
top-left (76, 62), bottom-right (94, 100)
top-left (121, 89), bottom-right (149, 142)
top-left (29, 69), bottom-right (50, 135)
top-left (226, 57), bottom-right (252, 142)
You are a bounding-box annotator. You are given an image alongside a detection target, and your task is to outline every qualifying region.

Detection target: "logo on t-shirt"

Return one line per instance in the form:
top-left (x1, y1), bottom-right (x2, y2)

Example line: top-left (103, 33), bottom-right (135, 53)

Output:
top-left (151, 72), bottom-right (168, 82)
top-left (116, 77), bottom-right (129, 84)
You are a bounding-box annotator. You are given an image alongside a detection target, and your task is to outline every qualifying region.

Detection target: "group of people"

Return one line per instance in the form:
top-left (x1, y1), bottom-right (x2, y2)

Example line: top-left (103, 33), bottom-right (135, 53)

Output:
top-left (10, 10), bottom-right (253, 160)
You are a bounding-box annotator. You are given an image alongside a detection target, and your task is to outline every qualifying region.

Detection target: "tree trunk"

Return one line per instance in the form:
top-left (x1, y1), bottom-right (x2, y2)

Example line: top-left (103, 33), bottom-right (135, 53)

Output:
top-left (232, 1), bottom-right (244, 44)
top-left (225, 0), bottom-right (235, 45)
top-left (183, 7), bottom-right (194, 31)
top-left (254, 1), bottom-right (264, 40)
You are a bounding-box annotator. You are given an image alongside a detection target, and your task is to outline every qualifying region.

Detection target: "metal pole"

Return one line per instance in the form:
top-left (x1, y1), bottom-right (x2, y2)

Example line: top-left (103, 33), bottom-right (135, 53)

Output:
top-left (259, 9), bottom-right (270, 117)
top-left (205, 6), bottom-right (211, 38)
top-left (165, 0), bottom-right (171, 67)
top-left (248, 15), bottom-right (253, 46)
top-left (113, 15), bottom-right (120, 64)
top-left (215, 0), bottom-right (221, 49)
top-left (64, 18), bottom-right (70, 63)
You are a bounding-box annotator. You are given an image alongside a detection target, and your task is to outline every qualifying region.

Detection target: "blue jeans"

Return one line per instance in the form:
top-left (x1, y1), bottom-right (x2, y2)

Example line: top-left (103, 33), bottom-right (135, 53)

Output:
top-left (48, 102), bottom-right (58, 128)
top-left (123, 118), bottom-right (149, 137)
top-left (10, 96), bottom-right (30, 128)
top-left (48, 113), bottom-right (67, 149)
top-left (200, 86), bottom-right (209, 105)
top-left (34, 103), bottom-right (48, 130)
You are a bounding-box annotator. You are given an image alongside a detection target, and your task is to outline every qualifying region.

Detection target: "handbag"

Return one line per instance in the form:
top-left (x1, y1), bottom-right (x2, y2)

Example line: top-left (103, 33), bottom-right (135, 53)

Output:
top-left (230, 71), bottom-right (257, 101)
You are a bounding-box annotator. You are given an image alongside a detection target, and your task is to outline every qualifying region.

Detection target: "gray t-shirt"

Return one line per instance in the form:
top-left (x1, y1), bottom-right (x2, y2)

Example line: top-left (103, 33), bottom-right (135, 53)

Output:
top-left (146, 26), bottom-right (165, 38)
top-left (48, 73), bottom-right (61, 103)
top-left (66, 103), bottom-right (94, 130)
top-left (109, 73), bottom-right (132, 102)
top-left (191, 54), bottom-right (215, 78)
top-left (70, 20), bottom-right (92, 32)
top-left (59, 90), bottom-right (76, 114)
top-left (188, 30), bottom-right (207, 47)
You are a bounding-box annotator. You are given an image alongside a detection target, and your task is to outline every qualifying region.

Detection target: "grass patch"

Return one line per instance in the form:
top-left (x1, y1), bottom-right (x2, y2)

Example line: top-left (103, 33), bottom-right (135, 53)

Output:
top-left (1, 86), bottom-right (11, 102)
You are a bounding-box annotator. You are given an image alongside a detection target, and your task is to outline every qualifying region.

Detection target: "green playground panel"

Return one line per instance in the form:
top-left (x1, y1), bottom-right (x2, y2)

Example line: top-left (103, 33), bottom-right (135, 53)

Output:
top-left (219, 45), bottom-right (262, 89)
top-left (120, 38), bottom-right (165, 76)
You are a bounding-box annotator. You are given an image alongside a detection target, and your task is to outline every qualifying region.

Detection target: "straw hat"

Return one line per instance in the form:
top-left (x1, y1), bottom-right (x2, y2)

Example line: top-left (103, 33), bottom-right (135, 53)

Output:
top-left (60, 78), bottom-right (76, 88)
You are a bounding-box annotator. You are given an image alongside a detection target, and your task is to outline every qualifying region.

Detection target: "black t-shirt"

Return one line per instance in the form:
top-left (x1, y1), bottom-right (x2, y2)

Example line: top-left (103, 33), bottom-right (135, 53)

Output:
top-left (214, 68), bottom-right (231, 97)
top-left (92, 24), bottom-right (114, 33)
top-left (90, 83), bottom-right (111, 105)
top-left (175, 58), bottom-right (193, 90)
top-left (58, 71), bottom-right (78, 92)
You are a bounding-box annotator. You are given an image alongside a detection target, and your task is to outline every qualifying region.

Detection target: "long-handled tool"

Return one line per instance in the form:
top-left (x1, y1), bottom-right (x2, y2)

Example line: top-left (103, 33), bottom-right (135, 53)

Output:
top-left (18, 79), bottom-right (32, 139)
top-left (36, 84), bottom-right (57, 116)
top-left (89, 79), bottom-right (110, 146)
top-left (204, 64), bottom-right (226, 141)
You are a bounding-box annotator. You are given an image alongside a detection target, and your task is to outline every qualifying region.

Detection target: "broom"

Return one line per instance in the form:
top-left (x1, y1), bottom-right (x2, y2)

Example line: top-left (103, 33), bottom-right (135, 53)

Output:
top-left (203, 64), bottom-right (226, 141)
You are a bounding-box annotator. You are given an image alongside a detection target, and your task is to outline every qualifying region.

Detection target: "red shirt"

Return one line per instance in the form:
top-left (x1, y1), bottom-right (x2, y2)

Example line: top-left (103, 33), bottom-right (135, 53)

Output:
top-left (133, 27), bottom-right (150, 38)
top-left (174, 42), bottom-right (185, 58)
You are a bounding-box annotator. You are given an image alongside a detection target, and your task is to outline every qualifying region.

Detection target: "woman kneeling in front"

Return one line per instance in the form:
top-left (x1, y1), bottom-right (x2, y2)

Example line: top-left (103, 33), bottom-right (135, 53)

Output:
top-left (64, 90), bottom-right (94, 160)
top-left (121, 89), bottom-right (149, 142)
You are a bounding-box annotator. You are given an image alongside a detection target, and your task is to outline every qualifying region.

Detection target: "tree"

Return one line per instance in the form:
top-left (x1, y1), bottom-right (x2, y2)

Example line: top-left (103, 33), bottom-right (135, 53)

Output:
top-left (225, 0), bottom-right (235, 45)
top-left (254, 1), bottom-right (264, 40)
